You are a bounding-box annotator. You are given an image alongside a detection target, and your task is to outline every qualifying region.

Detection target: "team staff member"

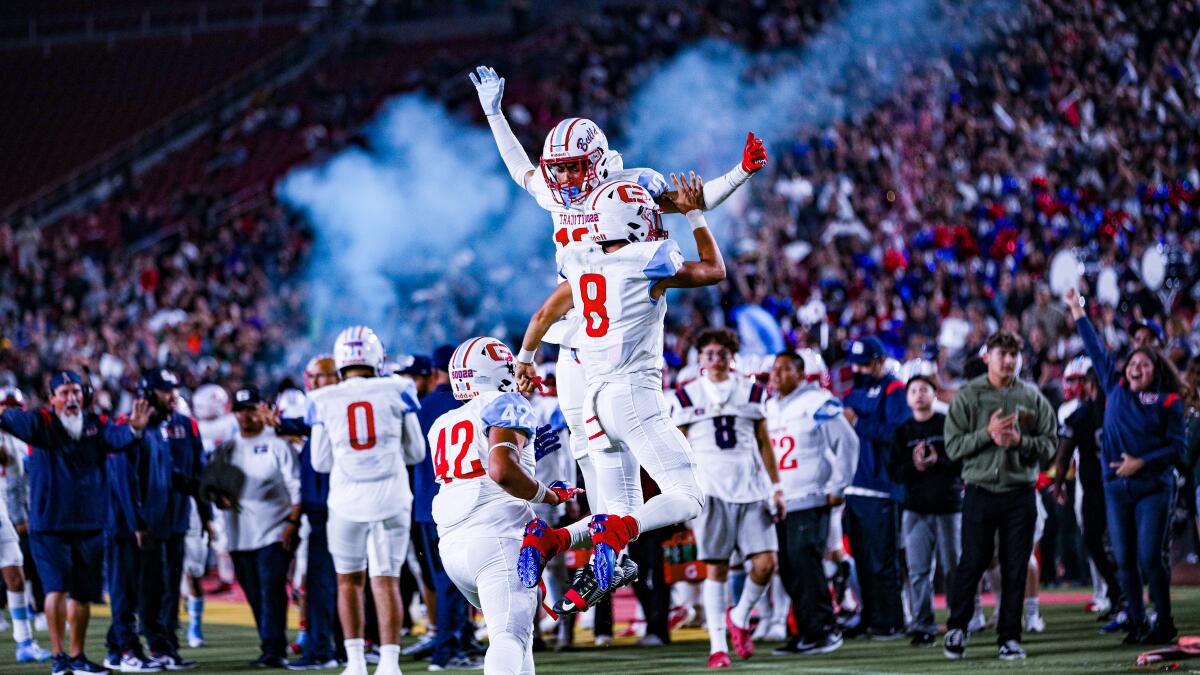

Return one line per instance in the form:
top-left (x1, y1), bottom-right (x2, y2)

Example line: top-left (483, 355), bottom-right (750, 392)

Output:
top-left (1067, 288), bottom-right (1183, 644)
top-left (0, 370), bottom-right (151, 675)
top-left (942, 331), bottom-right (1056, 662)
top-left (214, 387), bottom-right (301, 668)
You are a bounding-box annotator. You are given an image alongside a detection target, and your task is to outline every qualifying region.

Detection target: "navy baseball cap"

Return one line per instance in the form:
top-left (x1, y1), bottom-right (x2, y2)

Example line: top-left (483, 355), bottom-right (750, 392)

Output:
top-left (142, 369), bottom-right (179, 392)
top-left (1131, 319), bottom-right (1165, 344)
top-left (398, 355), bottom-right (433, 377)
top-left (432, 345), bottom-right (456, 373)
top-left (847, 336), bottom-right (885, 365)
top-left (50, 370), bottom-right (83, 391)
top-left (232, 386), bottom-right (262, 411)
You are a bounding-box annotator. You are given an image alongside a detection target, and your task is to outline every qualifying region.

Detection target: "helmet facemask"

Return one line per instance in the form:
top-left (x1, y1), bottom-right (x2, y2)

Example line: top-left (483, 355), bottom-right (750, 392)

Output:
top-left (540, 151), bottom-right (603, 206)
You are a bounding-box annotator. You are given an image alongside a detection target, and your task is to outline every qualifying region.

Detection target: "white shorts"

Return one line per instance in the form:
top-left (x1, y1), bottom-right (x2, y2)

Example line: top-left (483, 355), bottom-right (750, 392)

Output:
top-left (183, 530), bottom-right (208, 578)
top-left (0, 516), bottom-right (22, 568)
top-left (694, 495), bottom-right (778, 561)
top-left (328, 511), bottom-right (410, 577)
top-left (439, 532), bottom-right (536, 675)
top-left (826, 503), bottom-right (846, 554)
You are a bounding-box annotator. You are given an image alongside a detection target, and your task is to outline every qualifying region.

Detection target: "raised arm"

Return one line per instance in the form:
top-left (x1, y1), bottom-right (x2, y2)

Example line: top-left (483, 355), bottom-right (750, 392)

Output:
top-left (652, 172), bottom-right (726, 297)
top-left (701, 131), bottom-right (769, 210)
top-left (516, 282), bottom-right (574, 393)
top-left (1064, 288), bottom-right (1117, 391)
top-left (470, 66), bottom-right (536, 189)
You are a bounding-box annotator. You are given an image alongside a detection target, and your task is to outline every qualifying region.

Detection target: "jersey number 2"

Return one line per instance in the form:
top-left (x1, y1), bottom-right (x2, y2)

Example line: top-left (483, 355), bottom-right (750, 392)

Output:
top-left (434, 420), bottom-right (485, 484)
top-left (579, 273), bottom-right (610, 337)
top-left (347, 402), bottom-right (376, 450)
top-left (774, 436), bottom-right (797, 471)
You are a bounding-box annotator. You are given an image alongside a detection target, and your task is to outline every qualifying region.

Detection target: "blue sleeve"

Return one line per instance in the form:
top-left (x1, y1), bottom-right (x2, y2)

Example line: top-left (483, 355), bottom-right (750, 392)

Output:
top-left (480, 393), bottom-right (537, 438)
top-left (400, 380), bottom-right (421, 414)
top-left (1140, 398), bottom-right (1185, 473)
top-left (0, 409), bottom-right (53, 448)
top-left (813, 399), bottom-right (844, 424)
top-left (855, 381), bottom-right (911, 446)
top-left (643, 239), bottom-right (684, 280)
top-left (278, 417), bottom-right (312, 438)
top-left (1077, 316), bottom-right (1117, 392)
top-left (102, 418), bottom-right (139, 453)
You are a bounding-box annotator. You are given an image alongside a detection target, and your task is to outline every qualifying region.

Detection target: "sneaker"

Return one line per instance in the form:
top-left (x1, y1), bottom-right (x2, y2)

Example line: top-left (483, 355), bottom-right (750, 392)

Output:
top-left (589, 514), bottom-right (638, 591)
top-left (248, 655), bottom-right (288, 668)
top-left (1025, 613), bottom-right (1046, 633)
top-left (52, 653), bottom-right (73, 675)
top-left (69, 654), bottom-right (112, 673)
top-left (1101, 609), bottom-right (1129, 634)
top-left (998, 640), bottom-right (1026, 660)
top-left (1123, 619), bottom-right (1151, 645)
top-left (426, 655), bottom-right (483, 671)
top-left (517, 518), bottom-right (568, 589)
top-left (16, 639), bottom-right (53, 663)
top-left (707, 651), bottom-right (732, 669)
top-left (967, 610), bottom-right (986, 633)
top-left (726, 608), bottom-right (753, 659)
top-left (909, 632), bottom-right (936, 647)
top-left (149, 650), bottom-right (198, 671)
top-left (772, 639), bottom-right (805, 656)
top-left (867, 627), bottom-right (906, 641)
top-left (364, 644), bottom-right (380, 665)
top-left (284, 656), bottom-right (339, 671)
top-left (799, 633), bottom-right (843, 655)
top-left (115, 652), bottom-right (162, 673)
top-left (552, 557), bottom-right (639, 615)
top-left (943, 628), bottom-right (966, 660)
top-left (1140, 619), bottom-right (1178, 645)
top-left (636, 634), bottom-right (664, 647)
top-left (401, 634), bottom-right (438, 659)
top-left (186, 623), bottom-right (204, 649)
top-left (594, 635), bottom-right (613, 647)
top-left (758, 621), bottom-right (787, 643)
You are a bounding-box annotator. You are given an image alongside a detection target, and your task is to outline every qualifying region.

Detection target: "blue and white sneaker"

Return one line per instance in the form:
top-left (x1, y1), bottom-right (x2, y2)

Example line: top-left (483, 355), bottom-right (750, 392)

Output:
top-left (69, 653), bottom-right (112, 673)
top-left (16, 638), bottom-right (52, 663)
top-left (113, 651), bottom-right (162, 673)
top-left (52, 652), bottom-right (73, 675)
top-left (1100, 609), bottom-right (1128, 634)
top-left (149, 650), bottom-right (198, 671)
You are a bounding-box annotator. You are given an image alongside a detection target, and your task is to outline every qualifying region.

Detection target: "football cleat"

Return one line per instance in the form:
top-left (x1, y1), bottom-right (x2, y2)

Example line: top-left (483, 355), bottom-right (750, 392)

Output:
top-left (552, 557), bottom-right (639, 616)
top-left (707, 652), bottom-right (732, 669)
top-left (589, 514), bottom-right (638, 591)
top-left (726, 608), bottom-right (753, 659)
top-left (517, 518), bottom-right (568, 589)
top-left (16, 639), bottom-right (52, 663)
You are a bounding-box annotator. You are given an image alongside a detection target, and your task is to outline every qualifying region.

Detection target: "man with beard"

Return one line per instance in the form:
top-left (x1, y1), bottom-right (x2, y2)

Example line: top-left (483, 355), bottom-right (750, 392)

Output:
top-left (0, 370), bottom-right (151, 675)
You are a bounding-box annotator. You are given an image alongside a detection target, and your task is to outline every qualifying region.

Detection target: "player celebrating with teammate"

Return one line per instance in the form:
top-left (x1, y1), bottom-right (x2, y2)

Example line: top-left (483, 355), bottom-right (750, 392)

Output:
top-left (428, 336), bottom-right (582, 674)
top-left (307, 326), bottom-right (425, 675)
top-left (513, 171), bottom-right (726, 602)
top-left (673, 327), bottom-right (782, 667)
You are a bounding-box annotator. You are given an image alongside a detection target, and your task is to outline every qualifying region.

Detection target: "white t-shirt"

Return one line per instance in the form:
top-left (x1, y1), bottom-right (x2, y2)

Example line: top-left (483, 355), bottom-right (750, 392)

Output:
top-left (198, 414), bottom-right (239, 456)
top-left (223, 428), bottom-right (300, 552)
top-left (308, 375), bottom-right (424, 523)
top-left (428, 390), bottom-right (538, 538)
top-left (673, 375), bottom-right (769, 504)
top-left (557, 238), bottom-right (684, 389)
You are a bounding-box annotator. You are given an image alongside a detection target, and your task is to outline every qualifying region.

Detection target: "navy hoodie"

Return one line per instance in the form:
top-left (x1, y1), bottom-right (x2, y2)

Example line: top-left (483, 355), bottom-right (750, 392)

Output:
top-left (0, 408), bottom-right (140, 532)
top-left (109, 422), bottom-right (174, 538)
top-left (1078, 317), bottom-right (1184, 483)
top-left (844, 373), bottom-right (911, 497)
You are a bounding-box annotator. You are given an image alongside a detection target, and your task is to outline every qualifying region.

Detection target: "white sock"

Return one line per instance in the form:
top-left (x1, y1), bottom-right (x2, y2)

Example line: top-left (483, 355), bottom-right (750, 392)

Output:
top-left (565, 520), bottom-right (592, 547)
top-left (1024, 597), bottom-right (1039, 617)
top-left (8, 591), bottom-right (31, 643)
top-left (731, 579), bottom-right (767, 630)
top-left (702, 579), bottom-right (727, 655)
top-left (344, 638), bottom-right (365, 667)
top-left (379, 643), bottom-right (400, 668)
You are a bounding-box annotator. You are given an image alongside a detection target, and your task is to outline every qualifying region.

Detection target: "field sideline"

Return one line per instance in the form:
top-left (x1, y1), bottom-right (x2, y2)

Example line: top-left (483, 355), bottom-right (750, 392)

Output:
top-left (3, 589), bottom-right (1198, 674)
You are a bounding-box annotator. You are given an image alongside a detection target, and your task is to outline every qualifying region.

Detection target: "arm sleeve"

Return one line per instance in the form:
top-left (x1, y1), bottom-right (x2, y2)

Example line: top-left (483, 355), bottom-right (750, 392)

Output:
top-left (1140, 400), bottom-right (1186, 473)
top-left (702, 163), bottom-right (752, 210)
top-left (401, 412), bottom-right (426, 465)
top-left (944, 390), bottom-right (992, 461)
top-left (0, 409), bottom-right (53, 448)
top-left (481, 393), bottom-right (537, 439)
top-left (1077, 316), bottom-right (1118, 392)
top-left (822, 413), bottom-right (860, 497)
top-left (643, 239), bottom-right (685, 280)
top-left (277, 417), bottom-right (312, 438)
top-left (487, 113), bottom-right (536, 188)
top-left (1017, 391), bottom-right (1058, 468)
top-left (277, 440), bottom-right (301, 505)
top-left (310, 421), bottom-right (333, 473)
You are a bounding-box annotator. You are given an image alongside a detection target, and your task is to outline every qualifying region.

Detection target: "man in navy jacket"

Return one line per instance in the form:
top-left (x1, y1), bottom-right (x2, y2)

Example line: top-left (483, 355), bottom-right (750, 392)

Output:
top-left (841, 337), bottom-right (910, 639)
top-left (0, 370), bottom-right (150, 675)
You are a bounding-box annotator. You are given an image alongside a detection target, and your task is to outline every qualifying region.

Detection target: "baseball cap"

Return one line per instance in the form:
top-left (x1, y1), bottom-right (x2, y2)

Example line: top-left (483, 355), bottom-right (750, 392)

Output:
top-left (1130, 319), bottom-right (1165, 344)
top-left (397, 355), bottom-right (433, 377)
top-left (847, 336), bottom-right (885, 365)
top-left (141, 368), bottom-right (180, 392)
top-left (432, 345), bottom-right (456, 373)
top-left (232, 386), bottom-right (262, 411)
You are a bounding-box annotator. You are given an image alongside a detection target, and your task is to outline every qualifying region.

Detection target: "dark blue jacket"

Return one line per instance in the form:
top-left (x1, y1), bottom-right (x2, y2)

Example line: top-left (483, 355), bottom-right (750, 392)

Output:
top-left (844, 374), bottom-right (911, 496)
top-left (109, 422), bottom-right (174, 538)
top-left (163, 413), bottom-right (211, 534)
top-left (277, 416), bottom-right (328, 515)
top-left (1078, 317), bottom-right (1184, 483)
top-left (414, 384), bottom-right (462, 523)
top-left (0, 408), bottom-right (140, 532)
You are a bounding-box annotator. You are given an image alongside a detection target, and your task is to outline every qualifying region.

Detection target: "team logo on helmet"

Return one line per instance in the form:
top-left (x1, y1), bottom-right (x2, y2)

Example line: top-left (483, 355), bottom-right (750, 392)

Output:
top-left (584, 180), bottom-right (666, 244)
top-left (449, 336), bottom-right (517, 401)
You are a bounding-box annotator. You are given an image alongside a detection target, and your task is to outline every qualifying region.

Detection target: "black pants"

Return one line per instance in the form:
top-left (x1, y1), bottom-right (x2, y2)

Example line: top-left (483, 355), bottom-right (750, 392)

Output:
top-left (304, 512), bottom-right (343, 663)
top-left (105, 535), bottom-right (165, 654)
top-left (844, 495), bottom-right (903, 632)
top-left (232, 543), bottom-right (292, 659)
top-left (1079, 474), bottom-right (1122, 607)
top-left (155, 534), bottom-right (185, 652)
top-left (776, 506), bottom-right (833, 641)
top-left (947, 484), bottom-right (1036, 644)
top-left (628, 526), bottom-right (672, 643)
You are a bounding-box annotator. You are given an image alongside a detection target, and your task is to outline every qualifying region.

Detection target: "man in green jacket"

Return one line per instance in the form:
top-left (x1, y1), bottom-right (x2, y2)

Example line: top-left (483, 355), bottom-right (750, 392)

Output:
top-left (940, 331), bottom-right (1056, 663)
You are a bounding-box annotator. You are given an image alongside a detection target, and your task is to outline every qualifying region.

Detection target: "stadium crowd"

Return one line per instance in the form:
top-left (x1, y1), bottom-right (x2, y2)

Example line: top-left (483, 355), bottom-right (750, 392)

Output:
top-left (1, 0), bottom-right (1200, 671)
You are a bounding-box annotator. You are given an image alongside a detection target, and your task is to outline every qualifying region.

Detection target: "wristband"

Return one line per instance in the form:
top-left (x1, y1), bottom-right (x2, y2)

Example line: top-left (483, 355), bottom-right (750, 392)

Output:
top-left (685, 210), bottom-right (708, 231)
top-left (516, 348), bottom-right (537, 364)
top-left (772, 482), bottom-right (783, 494)
top-left (532, 482), bottom-right (548, 504)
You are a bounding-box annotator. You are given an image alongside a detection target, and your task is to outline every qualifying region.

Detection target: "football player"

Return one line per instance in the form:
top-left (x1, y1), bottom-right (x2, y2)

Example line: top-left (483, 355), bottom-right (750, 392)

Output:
top-left (672, 327), bottom-right (782, 667)
top-left (470, 65), bottom-right (766, 537)
top-left (307, 326), bottom-right (425, 675)
top-left (513, 172), bottom-right (723, 597)
top-left (428, 336), bottom-right (582, 674)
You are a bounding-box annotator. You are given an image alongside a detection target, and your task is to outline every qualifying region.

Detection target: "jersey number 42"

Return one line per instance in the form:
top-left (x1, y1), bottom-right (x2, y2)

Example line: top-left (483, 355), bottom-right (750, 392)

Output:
top-left (434, 420), bottom-right (486, 483)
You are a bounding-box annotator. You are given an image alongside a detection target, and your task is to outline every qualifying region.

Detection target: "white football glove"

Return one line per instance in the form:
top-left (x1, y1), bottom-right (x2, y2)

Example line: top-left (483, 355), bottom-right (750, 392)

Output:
top-left (469, 65), bottom-right (505, 117)
top-left (629, 168), bottom-right (668, 197)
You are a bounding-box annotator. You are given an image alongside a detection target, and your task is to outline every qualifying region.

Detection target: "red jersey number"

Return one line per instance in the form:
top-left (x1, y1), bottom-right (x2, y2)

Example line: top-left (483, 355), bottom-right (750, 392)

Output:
top-left (434, 420), bottom-right (486, 484)
top-left (579, 273), bottom-right (610, 337)
top-left (774, 436), bottom-right (797, 471)
top-left (346, 402), bottom-right (376, 451)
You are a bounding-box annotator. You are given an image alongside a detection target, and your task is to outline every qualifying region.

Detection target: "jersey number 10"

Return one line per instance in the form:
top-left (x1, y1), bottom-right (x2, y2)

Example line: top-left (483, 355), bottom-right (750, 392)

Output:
top-left (434, 420), bottom-right (486, 484)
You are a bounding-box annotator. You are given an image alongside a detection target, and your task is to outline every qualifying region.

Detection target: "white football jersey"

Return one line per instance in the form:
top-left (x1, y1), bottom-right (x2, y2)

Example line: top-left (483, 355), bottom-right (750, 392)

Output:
top-left (528, 167), bottom-right (666, 349)
top-left (309, 375), bottom-right (424, 522)
top-left (428, 390), bottom-right (538, 538)
top-left (673, 376), bottom-right (769, 504)
top-left (557, 238), bottom-right (685, 388)
top-left (198, 413), bottom-right (239, 456)
top-left (765, 384), bottom-right (859, 510)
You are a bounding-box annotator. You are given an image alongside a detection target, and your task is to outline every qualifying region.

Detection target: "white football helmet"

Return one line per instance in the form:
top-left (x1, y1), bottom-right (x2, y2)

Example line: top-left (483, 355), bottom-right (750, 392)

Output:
top-left (540, 118), bottom-right (618, 205)
top-left (449, 336), bottom-right (517, 401)
top-left (192, 384), bottom-right (229, 421)
top-left (797, 348), bottom-right (832, 389)
top-left (584, 180), bottom-right (666, 244)
top-left (333, 325), bottom-right (387, 375)
top-left (1062, 355), bottom-right (1094, 400)
top-left (900, 358), bottom-right (938, 384)
top-left (277, 388), bottom-right (308, 419)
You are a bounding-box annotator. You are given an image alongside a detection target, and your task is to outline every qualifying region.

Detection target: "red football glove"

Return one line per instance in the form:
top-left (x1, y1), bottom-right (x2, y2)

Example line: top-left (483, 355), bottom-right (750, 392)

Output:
top-left (547, 480), bottom-right (585, 505)
top-left (741, 131), bottom-right (768, 174)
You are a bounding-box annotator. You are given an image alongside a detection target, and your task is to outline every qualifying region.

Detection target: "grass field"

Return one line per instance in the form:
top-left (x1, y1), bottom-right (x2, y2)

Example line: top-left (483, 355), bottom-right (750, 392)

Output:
top-left (2, 590), bottom-right (1198, 674)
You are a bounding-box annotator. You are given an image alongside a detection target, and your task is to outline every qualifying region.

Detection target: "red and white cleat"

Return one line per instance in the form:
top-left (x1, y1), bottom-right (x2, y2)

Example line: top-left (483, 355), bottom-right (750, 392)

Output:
top-left (727, 608), bottom-right (754, 659)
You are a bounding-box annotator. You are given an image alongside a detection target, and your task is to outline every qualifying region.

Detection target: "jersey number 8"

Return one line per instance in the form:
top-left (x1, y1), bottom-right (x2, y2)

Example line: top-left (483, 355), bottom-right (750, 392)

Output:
top-left (579, 273), bottom-right (610, 337)
top-left (435, 420), bottom-right (486, 483)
